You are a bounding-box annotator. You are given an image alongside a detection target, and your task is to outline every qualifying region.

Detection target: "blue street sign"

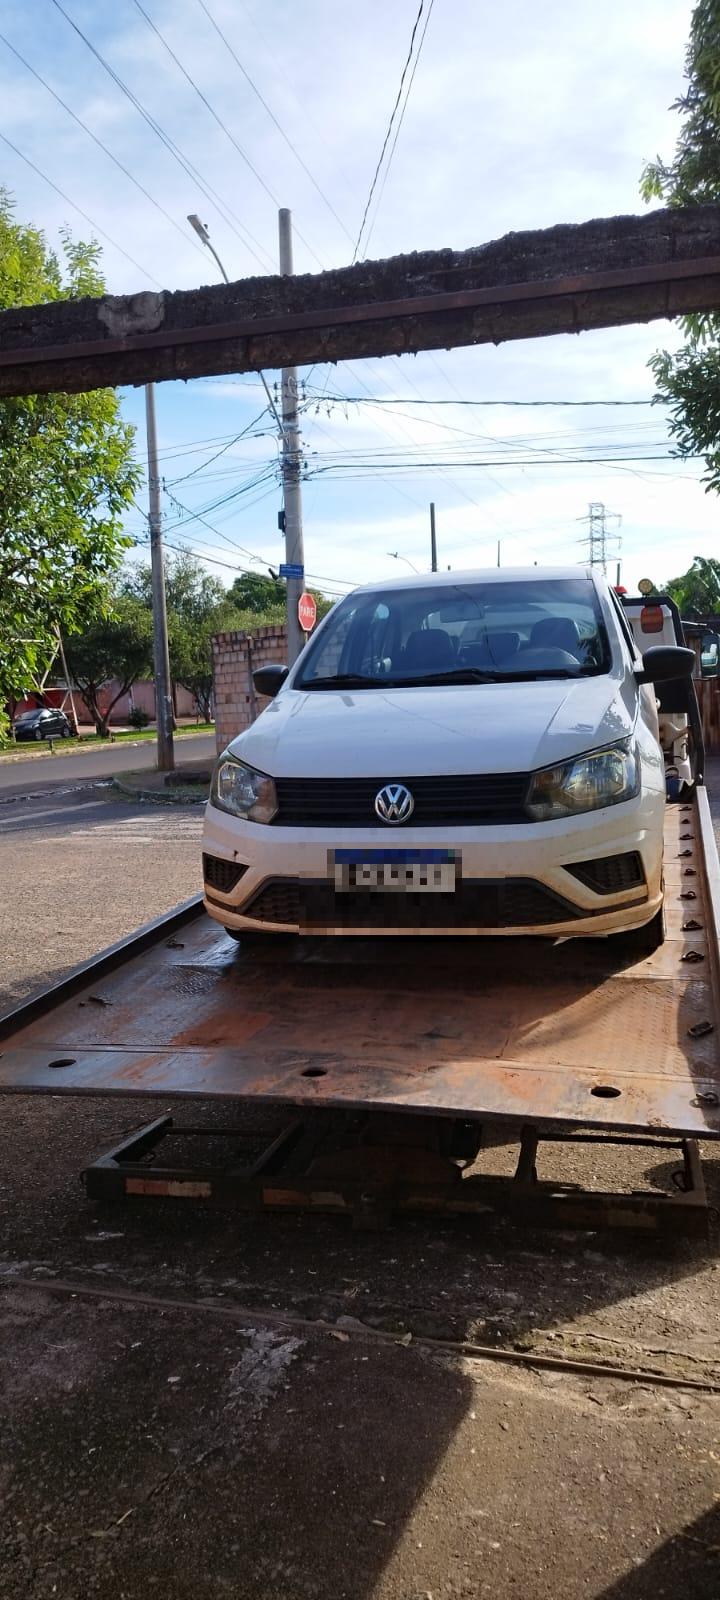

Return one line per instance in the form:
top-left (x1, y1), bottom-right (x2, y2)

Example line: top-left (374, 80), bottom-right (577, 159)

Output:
top-left (279, 562), bottom-right (304, 579)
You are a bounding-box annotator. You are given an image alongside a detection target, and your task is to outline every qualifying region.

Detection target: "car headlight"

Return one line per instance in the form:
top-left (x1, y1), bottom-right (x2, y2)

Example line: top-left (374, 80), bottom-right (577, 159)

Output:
top-left (526, 741), bottom-right (639, 821)
top-left (210, 755), bottom-right (278, 824)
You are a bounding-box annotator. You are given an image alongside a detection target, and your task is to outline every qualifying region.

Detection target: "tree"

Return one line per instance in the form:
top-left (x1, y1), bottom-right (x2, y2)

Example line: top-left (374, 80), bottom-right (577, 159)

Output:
top-left (666, 555), bottom-right (720, 615)
top-left (227, 570), bottom-right (334, 626)
top-left (64, 595), bottom-right (153, 736)
top-left (641, 3), bottom-right (720, 488)
top-left (228, 571), bottom-right (286, 617)
top-left (0, 194), bottom-right (139, 729)
top-left (122, 550), bottom-right (242, 720)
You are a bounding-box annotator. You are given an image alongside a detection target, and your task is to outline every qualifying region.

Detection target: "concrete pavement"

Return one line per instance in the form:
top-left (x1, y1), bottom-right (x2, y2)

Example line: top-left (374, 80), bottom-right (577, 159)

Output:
top-left (0, 732), bottom-right (216, 799)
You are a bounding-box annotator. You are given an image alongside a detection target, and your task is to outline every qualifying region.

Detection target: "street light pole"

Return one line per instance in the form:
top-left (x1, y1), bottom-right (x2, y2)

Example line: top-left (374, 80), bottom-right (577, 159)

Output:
top-left (145, 382), bottom-right (174, 772)
top-left (388, 551), bottom-right (420, 574)
top-left (187, 215), bottom-right (283, 430)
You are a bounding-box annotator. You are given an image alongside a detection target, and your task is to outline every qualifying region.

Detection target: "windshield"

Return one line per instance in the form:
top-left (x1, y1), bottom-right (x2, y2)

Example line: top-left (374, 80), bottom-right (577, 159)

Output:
top-left (296, 578), bottom-right (611, 689)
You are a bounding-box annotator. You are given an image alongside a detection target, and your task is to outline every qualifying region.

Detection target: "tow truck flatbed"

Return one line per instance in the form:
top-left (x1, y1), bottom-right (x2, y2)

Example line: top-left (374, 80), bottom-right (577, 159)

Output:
top-left (1, 797), bottom-right (718, 1144)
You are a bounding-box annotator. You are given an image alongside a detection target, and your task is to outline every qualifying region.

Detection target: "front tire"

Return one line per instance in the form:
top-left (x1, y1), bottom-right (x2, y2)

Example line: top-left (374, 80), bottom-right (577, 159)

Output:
top-left (34, 727), bottom-right (43, 741)
top-left (61, 725), bottom-right (71, 738)
top-left (615, 904), bottom-right (666, 958)
top-left (224, 928), bottom-right (296, 956)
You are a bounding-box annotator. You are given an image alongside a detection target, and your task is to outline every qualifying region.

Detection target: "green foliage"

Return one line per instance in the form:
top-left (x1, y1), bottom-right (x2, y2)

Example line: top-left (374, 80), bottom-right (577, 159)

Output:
top-left (0, 192), bottom-right (139, 730)
top-left (227, 570), bottom-right (333, 627)
top-left (64, 594), bottom-right (153, 736)
top-left (228, 570), bottom-right (285, 616)
top-left (640, 4), bottom-right (720, 487)
top-left (123, 550), bottom-right (243, 721)
top-left (128, 706), bottom-right (151, 729)
top-left (665, 555), bottom-right (720, 614)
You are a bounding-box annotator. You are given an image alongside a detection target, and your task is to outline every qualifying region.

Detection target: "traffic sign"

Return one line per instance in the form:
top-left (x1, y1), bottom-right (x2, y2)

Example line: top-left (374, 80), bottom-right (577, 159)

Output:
top-left (298, 592), bottom-right (317, 633)
top-left (279, 562), bottom-right (304, 580)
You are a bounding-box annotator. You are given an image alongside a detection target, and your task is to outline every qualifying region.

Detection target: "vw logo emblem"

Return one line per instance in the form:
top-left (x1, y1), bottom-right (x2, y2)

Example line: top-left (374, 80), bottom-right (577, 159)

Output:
top-left (374, 783), bottom-right (415, 825)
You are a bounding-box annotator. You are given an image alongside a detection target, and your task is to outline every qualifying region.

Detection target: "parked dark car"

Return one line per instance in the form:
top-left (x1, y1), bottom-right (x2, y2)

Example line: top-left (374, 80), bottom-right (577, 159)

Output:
top-left (13, 707), bottom-right (73, 742)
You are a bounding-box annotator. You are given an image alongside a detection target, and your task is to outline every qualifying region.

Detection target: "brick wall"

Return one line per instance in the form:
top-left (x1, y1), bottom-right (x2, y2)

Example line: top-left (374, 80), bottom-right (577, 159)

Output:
top-left (212, 623), bottom-right (288, 753)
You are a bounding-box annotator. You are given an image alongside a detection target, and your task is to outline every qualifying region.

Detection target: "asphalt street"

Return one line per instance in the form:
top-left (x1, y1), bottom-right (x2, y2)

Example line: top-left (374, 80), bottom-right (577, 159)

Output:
top-left (0, 787), bottom-right (204, 1009)
top-left (1, 783), bottom-right (719, 1599)
top-left (0, 731), bottom-right (216, 799)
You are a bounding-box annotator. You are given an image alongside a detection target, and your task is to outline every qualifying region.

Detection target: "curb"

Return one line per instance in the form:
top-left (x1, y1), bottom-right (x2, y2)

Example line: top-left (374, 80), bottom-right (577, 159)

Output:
top-left (111, 776), bottom-right (207, 806)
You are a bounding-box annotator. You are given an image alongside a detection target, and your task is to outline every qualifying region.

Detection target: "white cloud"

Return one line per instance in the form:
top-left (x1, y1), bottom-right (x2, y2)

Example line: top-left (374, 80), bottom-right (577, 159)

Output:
top-left (1, 0), bottom-right (709, 596)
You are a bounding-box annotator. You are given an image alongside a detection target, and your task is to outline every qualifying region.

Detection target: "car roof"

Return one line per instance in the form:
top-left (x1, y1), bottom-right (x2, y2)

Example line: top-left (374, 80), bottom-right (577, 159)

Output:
top-left (350, 564), bottom-right (596, 596)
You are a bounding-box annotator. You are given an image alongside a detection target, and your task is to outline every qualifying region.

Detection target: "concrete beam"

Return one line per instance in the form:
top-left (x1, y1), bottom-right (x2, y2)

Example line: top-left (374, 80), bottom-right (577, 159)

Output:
top-left (1, 207), bottom-right (720, 396)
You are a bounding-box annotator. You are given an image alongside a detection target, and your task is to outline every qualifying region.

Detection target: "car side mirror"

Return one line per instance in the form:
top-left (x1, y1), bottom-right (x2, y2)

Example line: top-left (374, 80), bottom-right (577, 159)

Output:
top-left (253, 664), bottom-right (289, 698)
top-left (635, 645), bottom-right (695, 685)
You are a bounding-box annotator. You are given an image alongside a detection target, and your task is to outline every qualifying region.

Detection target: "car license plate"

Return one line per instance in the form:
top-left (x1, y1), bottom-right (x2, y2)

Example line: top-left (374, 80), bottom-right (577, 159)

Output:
top-left (332, 849), bottom-right (457, 894)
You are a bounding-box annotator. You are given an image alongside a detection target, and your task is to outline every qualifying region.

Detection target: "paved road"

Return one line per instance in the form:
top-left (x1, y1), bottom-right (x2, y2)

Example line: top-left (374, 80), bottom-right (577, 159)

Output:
top-left (0, 787), bottom-right (203, 1009)
top-left (0, 731), bottom-right (216, 799)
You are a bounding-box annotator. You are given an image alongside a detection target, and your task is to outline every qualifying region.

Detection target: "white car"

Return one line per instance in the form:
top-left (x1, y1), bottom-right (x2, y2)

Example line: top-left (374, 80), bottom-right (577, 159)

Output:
top-left (202, 567), bottom-right (693, 951)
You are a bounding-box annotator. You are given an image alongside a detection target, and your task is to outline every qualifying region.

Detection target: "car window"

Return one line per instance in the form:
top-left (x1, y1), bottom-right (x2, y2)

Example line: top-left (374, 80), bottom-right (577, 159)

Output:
top-left (297, 578), bottom-right (611, 687)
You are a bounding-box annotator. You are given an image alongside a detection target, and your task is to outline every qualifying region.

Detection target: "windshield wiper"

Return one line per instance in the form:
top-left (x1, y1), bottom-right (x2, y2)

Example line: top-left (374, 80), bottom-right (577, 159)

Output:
top-left (301, 673), bottom-right (390, 690)
top-left (387, 668), bottom-right (506, 686)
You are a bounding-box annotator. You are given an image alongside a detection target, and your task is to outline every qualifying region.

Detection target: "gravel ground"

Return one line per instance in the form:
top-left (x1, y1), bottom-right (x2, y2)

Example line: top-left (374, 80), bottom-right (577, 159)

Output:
top-left (1, 778), bottom-right (719, 1599)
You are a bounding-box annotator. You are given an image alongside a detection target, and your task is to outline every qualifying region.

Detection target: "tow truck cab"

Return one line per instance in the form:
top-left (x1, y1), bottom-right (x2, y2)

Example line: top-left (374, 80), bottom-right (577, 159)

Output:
top-left (621, 593), bottom-right (705, 797)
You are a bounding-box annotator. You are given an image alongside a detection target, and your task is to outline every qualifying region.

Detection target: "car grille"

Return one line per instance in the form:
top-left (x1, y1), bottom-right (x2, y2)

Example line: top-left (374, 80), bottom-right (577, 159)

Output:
top-left (565, 852), bottom-right (646, 896)
top-left (241, 877), bottom-right (584, 930)
top-left (202, 853), bottom-right (249, 895)
top-left (272, 774), bottom-right (531, 827)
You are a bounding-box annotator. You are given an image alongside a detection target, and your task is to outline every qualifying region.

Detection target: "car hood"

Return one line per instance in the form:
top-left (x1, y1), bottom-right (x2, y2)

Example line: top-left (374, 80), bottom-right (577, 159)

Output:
top-left (229, 676), bottom-right (635, 778)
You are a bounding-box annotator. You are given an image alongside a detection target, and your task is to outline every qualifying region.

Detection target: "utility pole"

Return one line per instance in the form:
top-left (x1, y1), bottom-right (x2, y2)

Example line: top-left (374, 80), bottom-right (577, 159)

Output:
top-left (579, 501), bottom-right (622, 573)
top-left (278, 208), bottom-right (305, 665)
top-left (497, 540), bottom-right (501, 568)
top-left (145, 382), bottom-right (174, 772)
top-left (430, 502), bottom-right (437, 572)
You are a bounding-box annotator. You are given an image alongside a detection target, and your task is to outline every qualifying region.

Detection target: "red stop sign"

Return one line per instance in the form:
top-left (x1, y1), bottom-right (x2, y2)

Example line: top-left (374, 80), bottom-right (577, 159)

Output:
top-left (298, 592), bottom-right (317, 632)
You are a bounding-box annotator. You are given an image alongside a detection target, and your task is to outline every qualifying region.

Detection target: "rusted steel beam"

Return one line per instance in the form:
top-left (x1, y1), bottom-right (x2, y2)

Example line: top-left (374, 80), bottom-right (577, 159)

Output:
top-left (1, 206), bottom-right (720, 395)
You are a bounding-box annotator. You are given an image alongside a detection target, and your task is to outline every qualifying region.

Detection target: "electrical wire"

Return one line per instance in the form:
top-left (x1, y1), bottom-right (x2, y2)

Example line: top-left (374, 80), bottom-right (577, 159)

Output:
top-left (195, 0), bottom-right (355, 248)
top-left (0, 30), bottom-right (204, 268)
top-left (363, 0), bottom-right (436, 254)
top-left (352, 0), bottom-right (433, 262)
top-left (163, 406), bottom-right (272, 486)
top-left (0, 131), bottom-right (162, 284)
top-left (129, 0), bottom-right (323, 269)
top-left (49, 0), bottom-right (274, 272)
top-left (304, 390), bottom-right (656, 408)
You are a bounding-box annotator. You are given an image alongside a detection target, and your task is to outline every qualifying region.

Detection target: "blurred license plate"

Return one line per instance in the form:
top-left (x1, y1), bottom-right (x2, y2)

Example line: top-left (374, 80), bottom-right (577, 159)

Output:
top-left (332, 850), bottom-right (457, 893)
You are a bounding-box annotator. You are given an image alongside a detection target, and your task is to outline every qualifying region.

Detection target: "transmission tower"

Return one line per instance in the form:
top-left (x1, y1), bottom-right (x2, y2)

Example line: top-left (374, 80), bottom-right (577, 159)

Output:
top-left (578, 502), bottom-right (622, 573)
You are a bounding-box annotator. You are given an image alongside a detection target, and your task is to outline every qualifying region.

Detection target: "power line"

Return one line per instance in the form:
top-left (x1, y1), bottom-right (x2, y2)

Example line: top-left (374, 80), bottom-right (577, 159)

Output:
top-left (133, 531), bottom-right (352, 597)
top-left (0, 131), bottom-right (162, 284)
top-left (163, 406), bottom-right (272, 485)
top-left (363, 0), bottom-right (436, 255)
top-left (353, 0), bottom-right (433, 262)
top-left (195, 0), bottom-right (355, 248)
top-left (304, 390), bottom-right (656, 408)
top-left (0, 30), bottom-right (203, 269)
top-left (129, 0), bottom-right (323, 269)
top-left (49, 0), bottom-right (274, 272)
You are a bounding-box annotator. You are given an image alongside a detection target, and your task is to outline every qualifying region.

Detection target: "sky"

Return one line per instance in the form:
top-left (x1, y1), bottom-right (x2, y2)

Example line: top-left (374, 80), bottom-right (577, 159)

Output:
top-left (1, 0), bottom-right (715, 599)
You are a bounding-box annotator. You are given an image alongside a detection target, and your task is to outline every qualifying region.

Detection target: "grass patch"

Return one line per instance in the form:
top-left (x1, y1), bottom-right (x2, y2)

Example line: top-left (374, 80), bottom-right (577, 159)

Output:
top-left (0, 723), bottom-right (215, 759)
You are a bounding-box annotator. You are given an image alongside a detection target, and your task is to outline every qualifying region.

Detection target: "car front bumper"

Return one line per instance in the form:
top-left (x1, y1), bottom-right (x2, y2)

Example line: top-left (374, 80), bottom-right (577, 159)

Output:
top-left (201, 795), bottom-right (664, 937)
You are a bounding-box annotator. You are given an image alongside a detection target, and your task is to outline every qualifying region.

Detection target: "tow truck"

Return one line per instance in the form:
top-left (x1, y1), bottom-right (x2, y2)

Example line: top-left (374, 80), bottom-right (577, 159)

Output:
top-left (0, 594), bottom-right (718, 1239)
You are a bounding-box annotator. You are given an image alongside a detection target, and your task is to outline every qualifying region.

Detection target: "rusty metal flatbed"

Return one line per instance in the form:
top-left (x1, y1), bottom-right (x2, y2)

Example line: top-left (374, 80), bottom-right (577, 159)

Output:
top-left (1, 797), bottom-right (719, 1143)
